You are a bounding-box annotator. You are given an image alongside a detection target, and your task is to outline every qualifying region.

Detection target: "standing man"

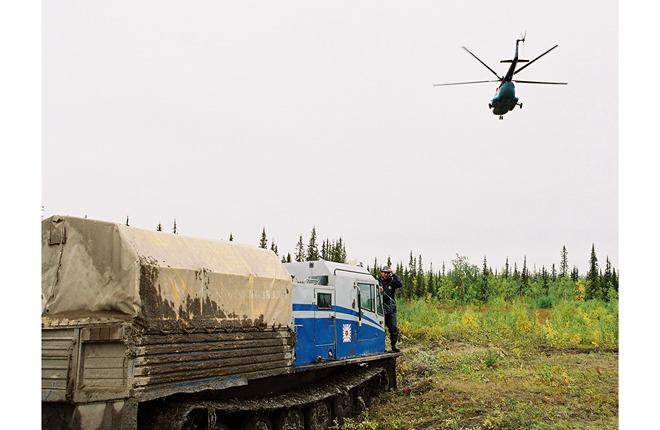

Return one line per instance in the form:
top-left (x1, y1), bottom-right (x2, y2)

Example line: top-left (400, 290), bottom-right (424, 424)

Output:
top-left (378, 266), bottom-right (403, 352)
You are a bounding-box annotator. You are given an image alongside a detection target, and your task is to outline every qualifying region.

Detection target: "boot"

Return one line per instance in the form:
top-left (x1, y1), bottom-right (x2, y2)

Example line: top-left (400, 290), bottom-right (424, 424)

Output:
top-left (390, 332), bottom-right (400, 353)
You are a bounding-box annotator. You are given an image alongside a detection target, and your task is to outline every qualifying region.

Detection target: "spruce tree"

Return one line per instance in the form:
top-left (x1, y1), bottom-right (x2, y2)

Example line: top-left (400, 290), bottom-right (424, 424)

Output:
top-left (321, 239), bottom-right (328, 260)
top-left (571, 266), bottom-right (579, 282)
top-left (229, 233), bottom-right (233, 241)
top-left (156, 223), bottom-right (162, 232)
top-left (329, 240), bottom-right (336, 262)
top-left (602, 257), bottom-right (613, 300)
top-left (513, 262), bottom-right (519, 279)
top-left (270, 240), bottom-right (278, 256)
top-left (542, 266), bottom-right (550, 296)
top-left (504, 257), bottom-right (510, 278)
top-left (306, 227), bottom-right (319, 260)
top-left (480, 256), bottom-right (489, 302)
top-left (337, 238), bottom-right (346, 263)
top-left (259, 228), bottom-right (268, 249)
top-left (294, 235), bottom-right (305, 262)
top-left (408, 252), bottom-right (416, 297)
top-left (551, 263), bottom-right (557, 281)
top-left (612, 267), bottom-right (618, 292)
top-left (416, 255), bottom-right (425, 297)
top-left (560, 245), bottom-right (568, 277)
top-left (428, 262), bottom-right (435, 297)
top-left (387, 256), bottom-right (392, 268)
top-left (173, 219), bottom-right (177, 234)
top-left (586, 244), bottom-right (600, 300)
top-left (126, 216), bottom-right (130, 226)
top-left (286, 253), bottom-right (292, 263)
top-left (520, 256), bottom-right (529, 296)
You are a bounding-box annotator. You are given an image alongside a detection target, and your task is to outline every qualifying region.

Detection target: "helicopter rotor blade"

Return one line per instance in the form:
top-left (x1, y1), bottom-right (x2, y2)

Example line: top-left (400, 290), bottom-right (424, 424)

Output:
top-left (461, 46), bottom-right (501, 79)
top-left (513, 45), bottom-right (559, 75)
top-left (512, 79), bottom-right (567, 85)
top-left (433, 79), bottom-right (500, 87)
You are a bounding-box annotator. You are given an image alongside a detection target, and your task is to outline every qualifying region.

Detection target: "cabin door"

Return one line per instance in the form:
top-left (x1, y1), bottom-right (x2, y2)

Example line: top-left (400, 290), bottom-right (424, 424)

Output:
top-left (314, 288), bottom-right (336, 359)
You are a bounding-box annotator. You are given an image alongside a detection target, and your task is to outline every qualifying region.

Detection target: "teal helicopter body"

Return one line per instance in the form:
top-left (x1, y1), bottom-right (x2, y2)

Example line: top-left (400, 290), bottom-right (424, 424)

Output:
top-left (434, 35), bottom-right (567, 120)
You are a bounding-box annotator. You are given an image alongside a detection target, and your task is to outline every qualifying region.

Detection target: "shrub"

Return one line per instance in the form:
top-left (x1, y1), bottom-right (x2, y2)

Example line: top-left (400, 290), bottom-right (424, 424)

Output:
top-left (535, 296), bottom-right (553, 309)
top-left (397, 298), bottom-right (617, 351)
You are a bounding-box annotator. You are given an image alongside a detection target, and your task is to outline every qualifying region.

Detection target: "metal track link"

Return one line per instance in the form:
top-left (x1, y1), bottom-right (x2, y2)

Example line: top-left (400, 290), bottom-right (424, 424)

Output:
top-left (157, 366), bottom-right (388, 430)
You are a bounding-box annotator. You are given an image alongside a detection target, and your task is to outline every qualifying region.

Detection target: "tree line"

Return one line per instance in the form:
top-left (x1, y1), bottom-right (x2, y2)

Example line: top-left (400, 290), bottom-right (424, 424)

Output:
top-left (256, 226), bottom-right (348, 265)
top-left (142, 219), bottom-right (617, 305)
top-left (252, 227), bottom-right (617, 304)
top-left (368, 244), bottom-right (617, 305)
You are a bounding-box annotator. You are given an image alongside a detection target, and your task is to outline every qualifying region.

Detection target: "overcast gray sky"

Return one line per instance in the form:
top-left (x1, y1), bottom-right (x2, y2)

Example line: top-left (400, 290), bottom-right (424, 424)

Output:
top-left (43, 0), bottom-right (617, 273)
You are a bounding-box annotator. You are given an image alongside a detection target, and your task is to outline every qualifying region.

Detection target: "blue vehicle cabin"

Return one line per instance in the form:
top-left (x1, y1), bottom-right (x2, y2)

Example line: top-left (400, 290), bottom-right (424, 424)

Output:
top-left (285, 261), bottom-right (386, 366)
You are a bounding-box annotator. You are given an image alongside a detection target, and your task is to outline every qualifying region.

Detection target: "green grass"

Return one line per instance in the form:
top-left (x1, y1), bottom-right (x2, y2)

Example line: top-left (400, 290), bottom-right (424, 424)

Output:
top-left (341, 299), bottom-right (618, 430)
top-left (396, 298), bottom-right (618, 351)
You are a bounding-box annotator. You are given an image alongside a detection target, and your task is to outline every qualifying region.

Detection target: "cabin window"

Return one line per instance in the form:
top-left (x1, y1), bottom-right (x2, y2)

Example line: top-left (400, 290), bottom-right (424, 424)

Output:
top-left (376, 290), bottom-right (384, 316)
top-left (358, 283), bottom-right (374, 312)
top-left (306, 275), bottom-right (329, 286)
top-left (317, 292), bottom-right (332, 309)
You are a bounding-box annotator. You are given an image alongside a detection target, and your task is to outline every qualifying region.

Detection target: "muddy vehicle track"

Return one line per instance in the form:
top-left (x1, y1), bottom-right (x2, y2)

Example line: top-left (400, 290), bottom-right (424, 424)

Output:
top-left (142, 365), bottom-right (393, 430)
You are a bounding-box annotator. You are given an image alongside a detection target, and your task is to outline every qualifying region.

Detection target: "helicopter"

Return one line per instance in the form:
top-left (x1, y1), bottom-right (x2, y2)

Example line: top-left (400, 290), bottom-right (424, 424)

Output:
top-left (434, 34), bottom-right (567, 120)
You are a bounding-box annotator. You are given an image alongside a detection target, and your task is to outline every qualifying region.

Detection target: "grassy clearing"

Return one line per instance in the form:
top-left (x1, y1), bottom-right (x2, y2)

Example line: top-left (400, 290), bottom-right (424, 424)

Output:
top-left (397, 298), bottom-right (618, 351)
top-left (341, 300), bottom-right (618, 430)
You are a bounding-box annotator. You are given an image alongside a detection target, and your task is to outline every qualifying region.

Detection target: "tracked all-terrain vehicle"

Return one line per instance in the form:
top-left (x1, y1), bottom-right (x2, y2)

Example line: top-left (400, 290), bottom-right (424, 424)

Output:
top-left (42, 216), bottom-right (399, 430)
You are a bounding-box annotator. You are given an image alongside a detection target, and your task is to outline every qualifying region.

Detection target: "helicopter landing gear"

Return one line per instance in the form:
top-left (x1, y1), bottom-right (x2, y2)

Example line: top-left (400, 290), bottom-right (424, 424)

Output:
top-left (518, 102), bottom-right (523, 109)
top-left (499, 115), bottom-right (503, 120)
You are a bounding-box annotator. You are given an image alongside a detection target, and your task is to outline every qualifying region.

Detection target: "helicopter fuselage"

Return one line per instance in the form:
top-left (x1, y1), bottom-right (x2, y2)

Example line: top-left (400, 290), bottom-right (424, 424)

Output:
top-left (489, 42), bottom-right (522, 117)
top-left (490, 81), bottom-right (518, 115)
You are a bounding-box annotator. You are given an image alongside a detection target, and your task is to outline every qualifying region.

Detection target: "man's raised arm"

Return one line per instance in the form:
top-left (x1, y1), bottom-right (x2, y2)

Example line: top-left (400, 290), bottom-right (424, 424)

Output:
top-left (391, 273), bottom-right (403, 290)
